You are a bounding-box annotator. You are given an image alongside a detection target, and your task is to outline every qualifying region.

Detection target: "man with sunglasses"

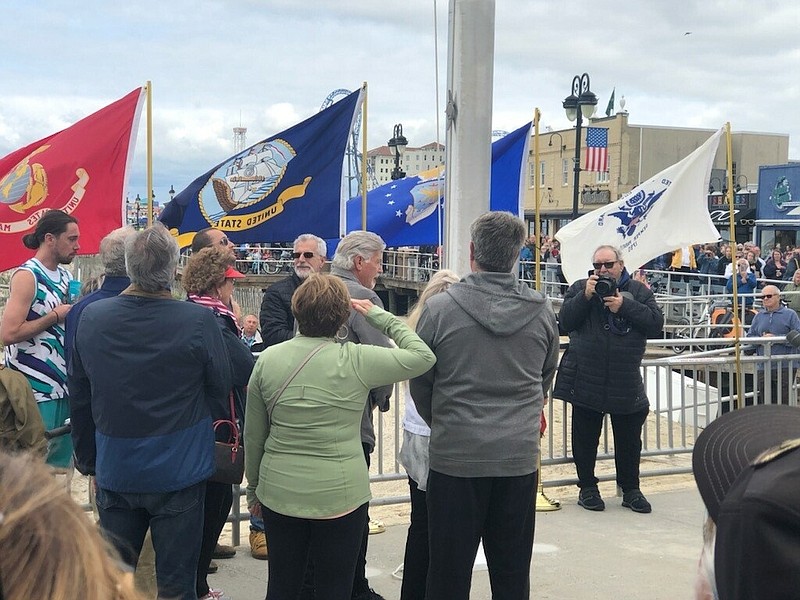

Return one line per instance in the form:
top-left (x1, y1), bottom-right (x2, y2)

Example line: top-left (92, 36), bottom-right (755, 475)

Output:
top-left (746, 285), bottom-right (800, 405)
top-left (554, 245), bottom-right (664, 514)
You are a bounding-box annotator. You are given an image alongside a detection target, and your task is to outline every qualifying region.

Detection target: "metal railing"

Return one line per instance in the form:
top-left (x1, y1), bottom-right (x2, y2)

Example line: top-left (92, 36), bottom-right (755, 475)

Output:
top-left (219, 336), bottom-right (799, 544)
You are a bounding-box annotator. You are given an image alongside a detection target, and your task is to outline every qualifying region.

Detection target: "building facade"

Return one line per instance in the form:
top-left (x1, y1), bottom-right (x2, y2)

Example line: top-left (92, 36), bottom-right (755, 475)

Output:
top-left (524, 112), bottom-right (790, 241)
top-left (367, 142), bottom-right (445, 188)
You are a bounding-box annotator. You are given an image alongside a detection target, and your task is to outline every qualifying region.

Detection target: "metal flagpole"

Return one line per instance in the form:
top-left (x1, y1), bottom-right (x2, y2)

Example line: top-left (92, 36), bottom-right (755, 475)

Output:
top-left (145, 80), bottom-right (153, 226)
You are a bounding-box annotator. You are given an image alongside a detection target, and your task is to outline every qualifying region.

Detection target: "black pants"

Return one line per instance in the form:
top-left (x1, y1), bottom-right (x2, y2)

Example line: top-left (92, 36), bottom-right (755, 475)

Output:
top-left (299, 441), bottom-right (372, 599)
top-left (571, 404), bottom-right (649, 492)
top-left (426, 469), bottom-right (537, 600)
top-left (400, 477), bottom-right (428, 600)
top-left (263, 503), bottom-right (369, 600)
top-left (196, 481), bottom-right (233, 597)
top-left (754, 369), bottom-right (794, 405)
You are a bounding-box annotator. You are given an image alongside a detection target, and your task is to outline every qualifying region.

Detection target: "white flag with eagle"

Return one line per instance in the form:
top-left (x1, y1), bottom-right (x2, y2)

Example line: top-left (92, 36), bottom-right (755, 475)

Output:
top-left (556, 127), bottom-right (723, 283)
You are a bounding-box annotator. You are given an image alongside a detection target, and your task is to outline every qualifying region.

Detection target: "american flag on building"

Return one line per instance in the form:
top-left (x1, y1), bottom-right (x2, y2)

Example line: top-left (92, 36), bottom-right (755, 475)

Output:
top-left (584, 127), bottom-right (609, 172)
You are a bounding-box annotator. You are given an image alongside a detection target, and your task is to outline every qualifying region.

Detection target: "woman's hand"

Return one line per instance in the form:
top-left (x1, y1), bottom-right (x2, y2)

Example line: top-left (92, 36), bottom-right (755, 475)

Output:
top-left (351, 298), bottom-right (375, 316)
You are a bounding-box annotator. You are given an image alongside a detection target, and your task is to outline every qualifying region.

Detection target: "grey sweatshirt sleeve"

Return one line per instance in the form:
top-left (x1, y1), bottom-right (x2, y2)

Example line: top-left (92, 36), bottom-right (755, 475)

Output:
top-left (409, 306), bottom-right (435, 426)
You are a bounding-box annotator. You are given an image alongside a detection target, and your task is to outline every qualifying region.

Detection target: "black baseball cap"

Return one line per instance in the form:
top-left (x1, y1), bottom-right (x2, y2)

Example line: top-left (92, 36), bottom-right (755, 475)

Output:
top-left (693, 405), bottom-right (800, 599)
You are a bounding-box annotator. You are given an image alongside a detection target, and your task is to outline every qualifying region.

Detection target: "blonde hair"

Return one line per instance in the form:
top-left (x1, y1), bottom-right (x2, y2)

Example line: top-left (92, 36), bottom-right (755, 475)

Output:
top-left (406, 270), bottom-right (459, 330)
top-left (0, 452), bottom-right (145, 600)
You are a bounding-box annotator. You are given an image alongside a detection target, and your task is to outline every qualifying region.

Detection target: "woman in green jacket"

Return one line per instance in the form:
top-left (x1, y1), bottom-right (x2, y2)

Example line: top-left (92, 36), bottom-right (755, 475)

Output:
top-left (244, 273), bottom-right (435, 600)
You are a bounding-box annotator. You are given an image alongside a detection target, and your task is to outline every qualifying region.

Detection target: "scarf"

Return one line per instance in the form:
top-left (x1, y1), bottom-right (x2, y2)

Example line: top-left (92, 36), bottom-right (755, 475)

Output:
top-left (187, 293), bottom-right (241, 336)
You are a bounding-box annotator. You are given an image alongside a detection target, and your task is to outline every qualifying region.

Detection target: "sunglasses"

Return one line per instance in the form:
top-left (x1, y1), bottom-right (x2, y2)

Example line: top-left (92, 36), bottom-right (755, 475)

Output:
top-left (292, 251), bottom-right (315, 259)
top-left (761, 294), bottom-right (776, 299)
top-left (592, 261), bottom-right (617, 270)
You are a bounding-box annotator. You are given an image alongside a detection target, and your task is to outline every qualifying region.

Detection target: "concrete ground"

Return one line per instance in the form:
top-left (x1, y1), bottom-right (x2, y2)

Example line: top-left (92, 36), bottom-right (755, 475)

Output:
top-left (206, 486), bottom-right (704, 600)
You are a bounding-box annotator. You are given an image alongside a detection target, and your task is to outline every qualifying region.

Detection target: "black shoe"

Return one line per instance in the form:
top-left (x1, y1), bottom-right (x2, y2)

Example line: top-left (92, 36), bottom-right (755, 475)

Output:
top-left (352, 588), bottom-right (386, 600)
top-left (207, 560), bottom-right (219, 574)
top-left (577, 487), bottom-right (605, 511)
top-left (622, 489), bottom-right (652, 513)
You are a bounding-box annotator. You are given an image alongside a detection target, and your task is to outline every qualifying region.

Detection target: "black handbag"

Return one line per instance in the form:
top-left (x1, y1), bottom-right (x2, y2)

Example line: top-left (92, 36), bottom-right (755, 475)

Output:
top-left (210, 392), bottom-right (244, 485)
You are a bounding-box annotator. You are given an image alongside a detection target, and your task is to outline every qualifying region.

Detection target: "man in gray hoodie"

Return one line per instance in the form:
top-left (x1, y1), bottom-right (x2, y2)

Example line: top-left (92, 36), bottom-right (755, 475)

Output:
top-left (410, 211), bottom-right (559, 600)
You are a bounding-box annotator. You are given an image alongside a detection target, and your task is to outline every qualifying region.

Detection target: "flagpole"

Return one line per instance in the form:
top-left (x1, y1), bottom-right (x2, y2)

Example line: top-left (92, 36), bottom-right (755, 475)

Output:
top-left (361, 82), bottom-right (368, 232)
top-left (533, 109), bottom-right (542, 292)
top-left (725, 122), bottom-right (744, 410)
top-left (146, 80), bottom-right (154, 226)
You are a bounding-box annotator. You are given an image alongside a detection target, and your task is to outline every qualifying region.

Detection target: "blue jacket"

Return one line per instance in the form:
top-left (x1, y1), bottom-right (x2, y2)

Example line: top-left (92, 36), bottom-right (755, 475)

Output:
top-left (68, 292), bottom-right (232, 493)
top-left (64, 275), bottom-right (130, 367)
top-left (726, 271), bottom-right (758, 306)
top-left (747, 305), bottom-right (800, 358)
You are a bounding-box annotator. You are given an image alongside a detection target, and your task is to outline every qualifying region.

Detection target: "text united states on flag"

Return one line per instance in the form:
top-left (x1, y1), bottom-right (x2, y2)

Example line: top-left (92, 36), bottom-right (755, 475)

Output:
top-left (584, 127), bottom-right (609, 172)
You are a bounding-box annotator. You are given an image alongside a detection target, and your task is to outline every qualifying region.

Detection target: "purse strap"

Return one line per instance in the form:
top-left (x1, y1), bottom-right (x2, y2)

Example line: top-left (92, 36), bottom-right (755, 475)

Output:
top-left (267, 342), bottom-right (328, 421)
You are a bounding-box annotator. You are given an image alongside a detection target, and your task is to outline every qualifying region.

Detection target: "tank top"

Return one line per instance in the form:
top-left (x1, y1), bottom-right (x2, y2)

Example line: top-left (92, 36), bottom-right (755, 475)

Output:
top-left (4, 258), bottom-right (72, 403)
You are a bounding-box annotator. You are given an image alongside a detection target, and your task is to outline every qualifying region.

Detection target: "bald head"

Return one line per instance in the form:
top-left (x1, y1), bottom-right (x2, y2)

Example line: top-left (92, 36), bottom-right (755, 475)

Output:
top-left (761, 285), bottom-right (782, 312)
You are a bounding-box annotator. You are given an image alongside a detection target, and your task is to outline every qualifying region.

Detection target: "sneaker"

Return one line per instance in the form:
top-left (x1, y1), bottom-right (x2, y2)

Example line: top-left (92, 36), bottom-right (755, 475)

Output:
top-left (368, 519), bottom-right (385, 535)
top-left (199, 588), bottom-right (231, 600)
top-left (207, 560), bottom-right (218, 574)
top-left (577, 487), bottom-right (605, 511)
top-left (622, 489), bottom-right (652, 513)
top-left (212, 543), bottom-right (236, 559)
top-left (249, 530), bottom-right (268, 560)
top-left (352, 588), bottom-right (386, 600)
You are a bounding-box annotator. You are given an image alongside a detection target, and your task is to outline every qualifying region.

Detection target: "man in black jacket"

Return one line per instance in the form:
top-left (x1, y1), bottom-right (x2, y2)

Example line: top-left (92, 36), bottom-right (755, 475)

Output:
top-left (554, 245), bottom-right (664, 514)
top-left (258, 234), bottom-right (327, 348)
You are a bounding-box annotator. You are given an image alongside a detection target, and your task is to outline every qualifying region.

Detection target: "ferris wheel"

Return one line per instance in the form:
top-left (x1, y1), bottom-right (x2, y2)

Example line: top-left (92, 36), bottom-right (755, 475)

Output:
top-left (320, 89), bottom-right (379, 196)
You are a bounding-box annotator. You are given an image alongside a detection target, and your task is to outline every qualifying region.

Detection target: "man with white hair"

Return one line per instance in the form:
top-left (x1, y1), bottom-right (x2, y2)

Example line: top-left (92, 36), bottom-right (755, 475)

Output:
top-left (747, 284), bottom-right (800, 405)
top-left (64, 226), bottom-right (136, 365)
top-left (258, 234), bottom-right (327, 349)
top-left (68, 224), bottom-right (232, 600)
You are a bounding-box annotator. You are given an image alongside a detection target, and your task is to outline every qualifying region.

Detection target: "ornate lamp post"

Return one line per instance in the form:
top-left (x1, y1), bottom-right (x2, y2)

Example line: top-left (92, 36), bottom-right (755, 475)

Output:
top-left (387, 123), bottom-right (408, 180)
top-left (134, 193), bottom-right (142, 229)
top-left (563, 73), bottom-right (598, 219)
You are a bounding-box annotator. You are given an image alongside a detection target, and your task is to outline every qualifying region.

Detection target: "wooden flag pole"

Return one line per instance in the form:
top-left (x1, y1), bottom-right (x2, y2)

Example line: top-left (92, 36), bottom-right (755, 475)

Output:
top-left (145, 80), bottom-right (154, 226)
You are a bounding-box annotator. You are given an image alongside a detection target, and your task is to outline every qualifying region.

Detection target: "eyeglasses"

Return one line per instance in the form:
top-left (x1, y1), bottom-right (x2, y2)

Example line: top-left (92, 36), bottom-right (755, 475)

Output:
top-left (292, 251), bottom-right (315, 259)
top-left (761, 294), bottom-right (776, 299)
top-left (592, 261), bottom-right (618, 270)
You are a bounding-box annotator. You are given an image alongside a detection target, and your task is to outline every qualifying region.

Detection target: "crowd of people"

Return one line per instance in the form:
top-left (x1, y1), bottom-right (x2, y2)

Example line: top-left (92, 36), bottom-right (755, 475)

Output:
top-left (3, 208), bottom-right (800, 600)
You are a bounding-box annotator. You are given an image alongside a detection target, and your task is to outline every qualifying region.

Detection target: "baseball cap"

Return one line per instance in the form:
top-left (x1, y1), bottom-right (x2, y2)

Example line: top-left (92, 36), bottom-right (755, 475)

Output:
top-left (694, 405), bottom-right (800, 599)
top-left (693, 404), bottom-right (800, 522)
top-left (224, 266), bottom-right (246, 280)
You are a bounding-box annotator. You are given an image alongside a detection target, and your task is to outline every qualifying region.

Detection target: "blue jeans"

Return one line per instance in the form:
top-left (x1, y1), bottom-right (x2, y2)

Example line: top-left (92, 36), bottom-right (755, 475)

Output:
top-left (96, 481), bottom-right (206, 600)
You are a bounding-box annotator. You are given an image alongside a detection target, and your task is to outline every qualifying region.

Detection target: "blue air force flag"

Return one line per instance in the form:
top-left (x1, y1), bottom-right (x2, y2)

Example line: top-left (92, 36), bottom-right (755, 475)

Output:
top-left (556, 127), bottom-right (723, 283)
top-left (160, 88), bottom-right (363, 247)
top-left (345, 121), bottom-right (531, 247)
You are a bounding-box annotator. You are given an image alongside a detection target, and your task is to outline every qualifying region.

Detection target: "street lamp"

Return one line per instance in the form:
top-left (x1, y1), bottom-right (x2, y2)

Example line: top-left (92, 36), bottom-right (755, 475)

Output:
top-left (548, 132), bottom-right (564, 157)
top-left (134, 193), bottom-right (142, 230)
top-left (387, 123), bottom-right (408, 180)
top-left (169, 184), bottom-right (176, 201)
top-left (563, 73), bottom-right (598, 219)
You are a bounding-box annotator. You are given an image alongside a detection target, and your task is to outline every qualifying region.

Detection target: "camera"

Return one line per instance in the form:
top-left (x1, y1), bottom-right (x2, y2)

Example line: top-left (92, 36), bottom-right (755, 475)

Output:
top-left (594, 275), bottom-right (618, 298)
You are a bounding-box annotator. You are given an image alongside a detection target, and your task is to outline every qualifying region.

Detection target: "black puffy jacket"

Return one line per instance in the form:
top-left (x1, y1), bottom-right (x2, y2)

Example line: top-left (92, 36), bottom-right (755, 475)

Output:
top-left (553, 270), bottom-right (664, 414)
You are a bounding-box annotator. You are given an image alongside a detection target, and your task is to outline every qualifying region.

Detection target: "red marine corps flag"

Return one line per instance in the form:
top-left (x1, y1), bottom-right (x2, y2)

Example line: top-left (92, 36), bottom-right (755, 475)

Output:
top-left (0, 88), bottom-right (145, 273)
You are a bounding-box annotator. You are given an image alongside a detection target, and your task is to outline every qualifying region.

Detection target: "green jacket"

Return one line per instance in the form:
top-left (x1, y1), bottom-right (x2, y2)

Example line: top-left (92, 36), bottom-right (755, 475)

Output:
top-left (0, 364), bottom-right (47, 454)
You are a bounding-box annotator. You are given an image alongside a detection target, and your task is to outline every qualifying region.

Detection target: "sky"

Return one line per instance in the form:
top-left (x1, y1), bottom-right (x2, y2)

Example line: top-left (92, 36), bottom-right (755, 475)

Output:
top-left (2, 0), bottom-right (798, 206)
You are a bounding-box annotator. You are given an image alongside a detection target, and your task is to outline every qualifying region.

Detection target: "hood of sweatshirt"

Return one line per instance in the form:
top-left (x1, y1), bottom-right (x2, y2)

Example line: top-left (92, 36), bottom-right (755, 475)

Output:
top-left (447, 271), bottom-right (551, 336)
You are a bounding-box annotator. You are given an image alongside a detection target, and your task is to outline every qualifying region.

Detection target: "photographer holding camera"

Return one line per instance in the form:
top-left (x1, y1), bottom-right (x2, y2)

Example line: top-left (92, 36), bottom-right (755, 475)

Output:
top-left (554, 245), bottom-right (664, 514)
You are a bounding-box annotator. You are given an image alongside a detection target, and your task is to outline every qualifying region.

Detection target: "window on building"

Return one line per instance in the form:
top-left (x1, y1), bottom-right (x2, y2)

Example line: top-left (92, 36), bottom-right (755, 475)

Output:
top-left (539, 161), bottom-right (546, 188)
top-left (528, 162), bottom-right (536, 189)
top-left (562, 159), bottom-right (569, 186)
top-left (596, 170), bottom-right (609, 183)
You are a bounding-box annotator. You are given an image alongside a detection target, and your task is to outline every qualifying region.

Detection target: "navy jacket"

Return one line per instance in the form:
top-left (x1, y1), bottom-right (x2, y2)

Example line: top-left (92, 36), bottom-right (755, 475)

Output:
top-left (553, 270), bottom-right (664, 414)
top-left (68, 293), bottom-right (232, 493)
top-left (259, 273), bottom-right (302, 348)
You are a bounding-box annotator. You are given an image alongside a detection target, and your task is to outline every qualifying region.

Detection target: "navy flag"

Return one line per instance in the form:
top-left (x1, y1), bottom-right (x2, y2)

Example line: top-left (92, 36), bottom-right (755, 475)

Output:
top-left (345, 121), bottom-right (530, 247)
top-left (160, 88), bottom-right (363, 247)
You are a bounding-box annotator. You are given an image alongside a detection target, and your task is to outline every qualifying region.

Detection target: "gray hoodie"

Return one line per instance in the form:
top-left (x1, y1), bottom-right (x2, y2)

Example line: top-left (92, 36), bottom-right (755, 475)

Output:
top-left (410, 272), bottom-right (559, 478)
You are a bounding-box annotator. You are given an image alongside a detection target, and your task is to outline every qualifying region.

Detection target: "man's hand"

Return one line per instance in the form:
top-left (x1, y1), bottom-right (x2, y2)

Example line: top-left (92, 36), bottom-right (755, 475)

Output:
top-left (249, 503), bottom-right (262, 519)
top-left (584, 274), bottom-right (599, 300)
top-left (603, 291), bottom-right (624, 313)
